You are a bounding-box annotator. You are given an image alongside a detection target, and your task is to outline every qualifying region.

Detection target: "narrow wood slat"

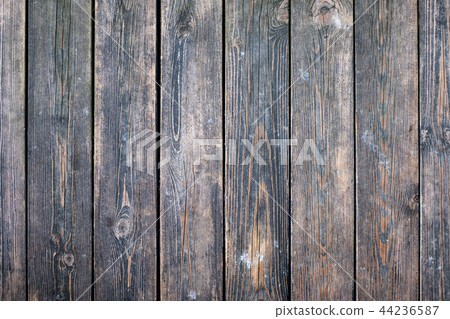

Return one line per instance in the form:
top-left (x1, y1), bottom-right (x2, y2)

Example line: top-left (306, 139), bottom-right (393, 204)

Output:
top-left (0, 0), bottom-right (26, 301)
top-left (94, 0), bottom-right (157, 300)
top-left (356, 0), bottom-right (419, 300)
top-left (225, 0), bottom-right (290, 300)
top-left (28, 0), bottom-right (93, 300)
top-left (420, 0), bottom-right (450, 301)
top-left (290, 0), bottom-right (354, 300)
top-left (160, 0), bottom-right (223, 300)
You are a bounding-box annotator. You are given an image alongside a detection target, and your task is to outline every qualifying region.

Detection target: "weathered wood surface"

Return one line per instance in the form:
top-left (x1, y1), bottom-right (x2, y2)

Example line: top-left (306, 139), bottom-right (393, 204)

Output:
top-left (28, 0), bottom-right (93, 301)
top-left (2, 0), bottom-right (450, 301)
top-left (94, 0), bottom-right (157, 300)
top-left (356, 0), bottom-right (419, 300)
top-left (225, 0), bottom-right (290, 301)
top-left (160, 0), bottom-right (223, 300)
top-left (0, 0), bottom-right (26, 301)
top-left (420, 0), bottom-right (450, 301)
top-left (291, 0), bottom-right (354, 301)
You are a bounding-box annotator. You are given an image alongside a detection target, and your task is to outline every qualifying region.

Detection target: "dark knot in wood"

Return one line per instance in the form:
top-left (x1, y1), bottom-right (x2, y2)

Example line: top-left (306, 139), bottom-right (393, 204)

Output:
top-left (320, 6), bottom-right (331, 15)
top-left (63, 253), bottom-right (74, 267)
top-left (114, 217), bottom-right (131, 239)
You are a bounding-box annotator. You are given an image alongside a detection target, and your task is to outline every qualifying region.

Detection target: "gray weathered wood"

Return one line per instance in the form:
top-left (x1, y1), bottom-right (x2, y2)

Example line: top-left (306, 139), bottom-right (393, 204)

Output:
top-left (291, 0), bottom-right (354, 301)
top-left (356, 0), bottom-right (419, 300)
top-left (160, 0), bottom-right (223, 300)
top-left (94, 0), bottom-right (157, 300)
top-left (28, 0), bottom-right (93, 300)
top-left (0, 0), bottom-right (26, 301)
top-left (225, 0), bottom-right (290, 300)
top-left (420, 0), bottom-right (450, 301)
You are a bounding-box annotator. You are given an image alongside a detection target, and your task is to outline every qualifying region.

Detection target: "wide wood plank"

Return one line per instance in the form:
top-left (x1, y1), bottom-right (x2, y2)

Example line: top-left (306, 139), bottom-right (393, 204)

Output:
top-left (94, 0), bottom-right (157, 300)
top-left (0, 0), bottom-right (26, 301)
top-left (290, 0), bottom-right (354, 300)
top-left (356, 0), bottom-right (419, 300)
top-left (420, 0), bottom-right (450, 301)
top-left (160, 0), bottom-right (223, 300)
top-left (28, 0), bottom-right (93, 300)
top-left (225, 0), bottom-right (290, 300)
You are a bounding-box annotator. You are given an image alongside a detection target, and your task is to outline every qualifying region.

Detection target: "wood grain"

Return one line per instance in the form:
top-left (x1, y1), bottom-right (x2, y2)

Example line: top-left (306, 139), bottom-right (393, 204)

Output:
top-left (0, 0), bottom-right (26, 301)
top-left (420, 0), bottom-right (450, 301)
top-left (225, 0), bottom-right (290, 300)
top-left (28, 0), bottom-right (93, 300)
top-left (356, 0), bottom-right (419, 300)
top-left (160, 0), bottom-right (223, 300)
top-left (291, 0), bottom-right (354, 301)
top-left (94, 0), bottom-right (157, 300)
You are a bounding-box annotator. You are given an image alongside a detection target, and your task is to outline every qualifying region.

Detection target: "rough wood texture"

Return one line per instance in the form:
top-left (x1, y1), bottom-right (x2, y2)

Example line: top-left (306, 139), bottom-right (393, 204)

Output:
top-left (0, 0), bottom-right (26, 301)
top-left (420, 0), bottom-right (450, 301)
top-left (28, 0), bottom-right (93, 300)
top-left (356, 0), bottom-right (419, 300)
top-left (94, 0), bottom-right (157, 300)
top-left (160, 0), bottom-right (223, 300)
top-left (291, 0), bottom-right (354, 301)
top-left (225, 0), bottom-right (290, 300)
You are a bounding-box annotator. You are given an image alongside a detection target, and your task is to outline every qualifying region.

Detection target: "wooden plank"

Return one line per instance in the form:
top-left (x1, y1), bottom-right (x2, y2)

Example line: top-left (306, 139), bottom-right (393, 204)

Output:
top-left (225, 0), bottom-right (290, 301)
top-left (28, 0), bottom-right (93, 300)
top-left (160, 0), bottom-right (223, 300)
top-left (94, 0), bottom-right (157, 300)
top-left (290, 0), bottom-right (354, 300)
top-left (0, 0), bottom-right (26, 301)
top-left (420, 0), bottom-right (450, 301)
top-left (356, 0), bottom-right (419, 300)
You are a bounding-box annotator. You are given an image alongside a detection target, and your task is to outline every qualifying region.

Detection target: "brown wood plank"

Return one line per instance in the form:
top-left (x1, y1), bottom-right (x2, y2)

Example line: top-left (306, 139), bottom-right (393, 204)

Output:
top-left (420, 0), bottom-right (450, 301)
top-left (160, 0), bottom-right (223, 300)
top-left (225, 0), bottom-right (290, 301)
top-left (0, 0), bottom-right (26, 301)
top-left (28, 0), bottom-right (93, 300)
top-left (290, 0), bottom-right (354, 300)
top-left (356, 0), bottom-right (419, 300)
top-left (94, 0), bottom-right (157, 300)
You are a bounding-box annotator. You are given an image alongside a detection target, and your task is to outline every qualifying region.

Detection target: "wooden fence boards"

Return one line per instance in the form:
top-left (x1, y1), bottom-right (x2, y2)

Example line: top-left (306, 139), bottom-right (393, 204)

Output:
top-left (356, 0), bottom-right (419, 300)
top-left (290, 0), bottom-right (354, 301)
top-left (225, 0), bottom-right (290, 301)
top-left (160, 0), bottom-right (223, 301)
top-left (94, 0), bottom-right (157, 300)
top-left (2, 0), bottom-right (450, 301)
top-left (0, 0), bottom-right (26, 301)
top-left (420, 0), bottom-right (450, 301)
top-left (27, 0), bottom-right (93, 301)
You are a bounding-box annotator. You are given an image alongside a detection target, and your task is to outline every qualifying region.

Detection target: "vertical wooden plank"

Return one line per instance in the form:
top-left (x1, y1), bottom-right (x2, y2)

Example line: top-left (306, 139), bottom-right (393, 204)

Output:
top-left (0, 0), bottom-right (26, 301)
top-left (291, 0), bottom-right (354, 300)
top-left (225, 0), bottom-right (290, 300)
top-left (356, 0), bottom-right (419, 300)
top-left (94, 0), bottom-right (157, 300)
top-left (28, 0), bottom-right (93, 300)
top-left (420, 0), bottom-right (450, 301)
top-left (160, 0), bottom-right (223, 300)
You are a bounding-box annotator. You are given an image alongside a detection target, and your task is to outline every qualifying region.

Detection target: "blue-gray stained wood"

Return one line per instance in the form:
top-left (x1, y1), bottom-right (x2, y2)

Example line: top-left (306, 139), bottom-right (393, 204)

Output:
top-left (291, 0), bottom-right (354, 301)
top-left (420, 0), bottom-right (450, 301)
top-left (27, 0), bottom-right (93, 300)
top-left (94, 0), bottom-right (157, 300)
top-left (225, 0), bottom-right (290, 300)
top-left (0, 0), bottom-right (26, 301)
top-left (2, 0), bottom-right (450, 301)
top-left (160, 0), bottom-right (223, 300)
top-left (356, 0), bottom-right (419, 300)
